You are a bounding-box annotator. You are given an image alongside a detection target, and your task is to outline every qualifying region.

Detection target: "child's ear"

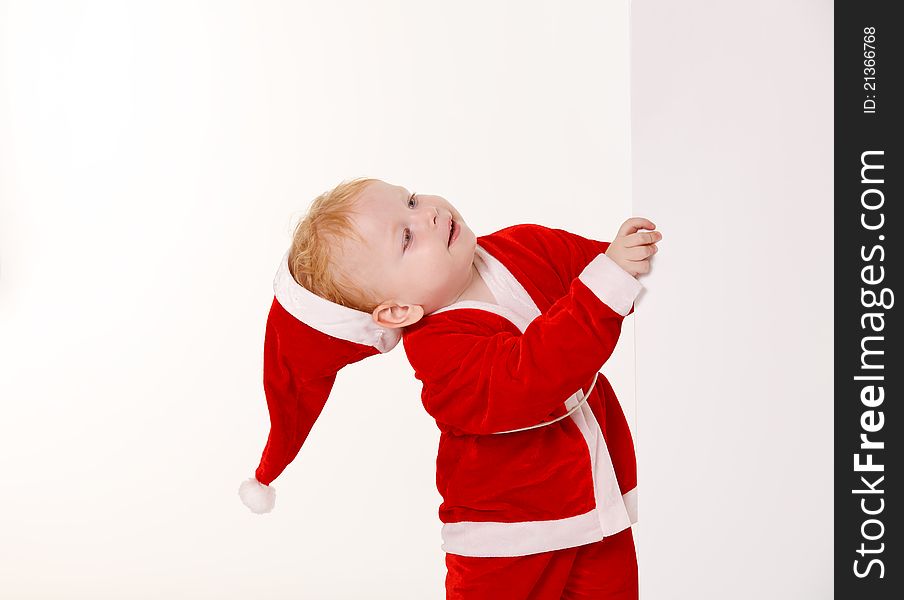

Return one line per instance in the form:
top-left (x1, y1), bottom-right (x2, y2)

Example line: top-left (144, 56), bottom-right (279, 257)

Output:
top-left (372, 302), bottom-right (424, 329)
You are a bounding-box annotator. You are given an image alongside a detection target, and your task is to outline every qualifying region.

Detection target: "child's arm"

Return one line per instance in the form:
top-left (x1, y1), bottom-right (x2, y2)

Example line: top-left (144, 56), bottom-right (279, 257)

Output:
top-left (403, 246), bottom-right (642, 436)
top-left (525, 219), bottom-right (659, 287)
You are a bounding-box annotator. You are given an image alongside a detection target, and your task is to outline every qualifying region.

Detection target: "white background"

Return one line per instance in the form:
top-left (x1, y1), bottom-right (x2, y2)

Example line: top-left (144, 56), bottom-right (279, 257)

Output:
top-left (0, 1), bottom-right (636, 598)
top-left (631, 1), bottom-right (833, 598)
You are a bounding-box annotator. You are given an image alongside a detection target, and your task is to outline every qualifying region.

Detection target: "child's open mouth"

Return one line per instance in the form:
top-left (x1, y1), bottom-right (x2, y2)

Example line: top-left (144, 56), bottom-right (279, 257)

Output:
top-left (448, 219), bottom-right (459, 247)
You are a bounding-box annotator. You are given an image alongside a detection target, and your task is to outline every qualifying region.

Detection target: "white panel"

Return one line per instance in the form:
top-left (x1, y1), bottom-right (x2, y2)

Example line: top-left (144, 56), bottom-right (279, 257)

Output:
top-left (630, 1), bottom-right (833, 598)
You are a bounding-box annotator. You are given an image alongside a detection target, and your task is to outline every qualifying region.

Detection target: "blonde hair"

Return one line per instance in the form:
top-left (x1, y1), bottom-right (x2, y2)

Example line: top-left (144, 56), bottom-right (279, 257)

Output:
top-left (288, 177), bottom-right (384, 314)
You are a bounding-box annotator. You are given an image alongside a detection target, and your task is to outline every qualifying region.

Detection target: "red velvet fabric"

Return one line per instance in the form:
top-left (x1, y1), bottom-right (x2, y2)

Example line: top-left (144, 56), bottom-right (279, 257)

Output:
top-left (257, 297), bottom-right (379, 486)
top-left (402, 224), bottom-right (638, 527)
top-left (445, 527), bottom-right (639, 599)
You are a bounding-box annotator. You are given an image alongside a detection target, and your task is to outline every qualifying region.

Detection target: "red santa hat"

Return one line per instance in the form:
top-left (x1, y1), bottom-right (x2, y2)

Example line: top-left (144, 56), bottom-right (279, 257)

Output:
top-left (238, 249), bottom-right (402, 514)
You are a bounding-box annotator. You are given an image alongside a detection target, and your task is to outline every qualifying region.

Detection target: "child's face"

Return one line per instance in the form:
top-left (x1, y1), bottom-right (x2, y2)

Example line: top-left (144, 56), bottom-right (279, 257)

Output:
top-left (334, 180), bottom-right (477, 327)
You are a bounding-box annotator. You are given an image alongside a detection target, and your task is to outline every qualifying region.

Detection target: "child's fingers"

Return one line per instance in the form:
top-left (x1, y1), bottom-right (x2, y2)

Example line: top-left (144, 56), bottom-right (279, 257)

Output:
top-left (616, 217), bottom-right (656, 238)
top-left (621, 229), bottom-right (663, 248)
top-left (623, 243), bottom-right (658, 260)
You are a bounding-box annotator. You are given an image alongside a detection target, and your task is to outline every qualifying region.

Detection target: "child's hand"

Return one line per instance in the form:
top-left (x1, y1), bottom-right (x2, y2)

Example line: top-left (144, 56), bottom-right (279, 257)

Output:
top-left (604, 217), bottom-right (662, 278)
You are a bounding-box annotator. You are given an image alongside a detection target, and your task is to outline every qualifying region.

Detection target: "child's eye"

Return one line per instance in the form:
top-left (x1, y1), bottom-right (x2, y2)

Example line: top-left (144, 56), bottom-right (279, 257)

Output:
top-left (403, 193), bottom-right (416, 252)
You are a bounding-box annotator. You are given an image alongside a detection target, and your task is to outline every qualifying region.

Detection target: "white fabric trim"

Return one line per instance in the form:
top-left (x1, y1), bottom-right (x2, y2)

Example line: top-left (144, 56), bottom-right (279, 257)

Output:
top-left (474, 244), bottom-right (542, 324)
top-left (441, 509), bottom-right (605, 558)
top-left (431, 242), bottom-right (638, 556)
top-left (577, 253), bottom-right (643, 317)
top-left (272, 249), bottom-right (401, 353)
top-left (569, 401), bottom-right (635, 536)
top-left (623, 487), bottom-right (638, 524)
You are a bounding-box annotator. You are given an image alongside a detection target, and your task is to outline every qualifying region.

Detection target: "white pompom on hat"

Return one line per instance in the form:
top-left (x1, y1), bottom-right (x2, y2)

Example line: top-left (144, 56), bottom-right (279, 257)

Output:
top-left (239, 250), bottom-right (402, 514)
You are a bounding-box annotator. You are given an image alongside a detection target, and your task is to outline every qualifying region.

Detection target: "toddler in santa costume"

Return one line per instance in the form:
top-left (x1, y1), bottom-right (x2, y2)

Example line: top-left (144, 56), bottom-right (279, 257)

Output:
top-left (239, 178), bottom-right (661, 599)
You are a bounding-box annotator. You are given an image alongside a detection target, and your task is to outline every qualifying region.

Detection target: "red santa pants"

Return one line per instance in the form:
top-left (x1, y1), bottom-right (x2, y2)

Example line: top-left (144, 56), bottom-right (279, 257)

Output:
top-left (445, 526), bottom-right (638, 600)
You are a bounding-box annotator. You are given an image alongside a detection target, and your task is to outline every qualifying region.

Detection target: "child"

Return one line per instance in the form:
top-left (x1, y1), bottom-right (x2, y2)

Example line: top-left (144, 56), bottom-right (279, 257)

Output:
top-left (239, 177), bottom-right (660, 599)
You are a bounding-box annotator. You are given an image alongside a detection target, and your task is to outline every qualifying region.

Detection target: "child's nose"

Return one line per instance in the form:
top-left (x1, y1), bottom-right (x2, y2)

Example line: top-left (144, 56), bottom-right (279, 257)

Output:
top-left (420, 206), bottom-right (439, 229)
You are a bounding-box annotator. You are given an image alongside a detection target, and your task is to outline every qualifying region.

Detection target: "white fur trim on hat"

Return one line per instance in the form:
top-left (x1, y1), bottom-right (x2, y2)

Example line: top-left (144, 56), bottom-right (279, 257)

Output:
top-left (273, 250), bottom-right (402, 353)
top-left (239, 477), bottom-right (276, 514)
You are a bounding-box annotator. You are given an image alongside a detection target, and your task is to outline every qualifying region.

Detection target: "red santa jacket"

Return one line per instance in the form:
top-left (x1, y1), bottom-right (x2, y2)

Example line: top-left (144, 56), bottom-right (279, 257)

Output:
top-left (402, 223), bottom-right (643, 558)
